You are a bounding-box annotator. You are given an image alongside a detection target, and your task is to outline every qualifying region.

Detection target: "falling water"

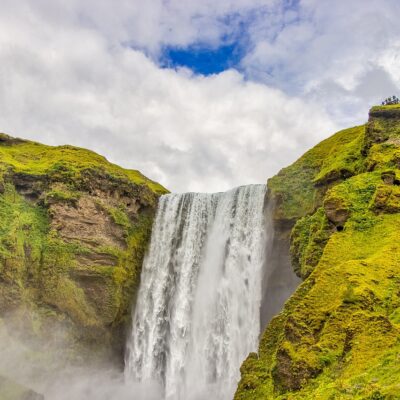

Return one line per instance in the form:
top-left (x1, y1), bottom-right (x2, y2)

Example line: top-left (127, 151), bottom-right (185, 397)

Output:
top-left (125, 184), bottom-right (268, 400)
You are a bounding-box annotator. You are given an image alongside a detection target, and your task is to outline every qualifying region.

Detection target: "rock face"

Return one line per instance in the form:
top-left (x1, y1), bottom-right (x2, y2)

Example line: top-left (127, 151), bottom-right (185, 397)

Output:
top-left (260, 200), bottom-right (301, 328)
top-left (0, 134), bottom-right (167, 365)
top-left (235, 105), bottom-right (400, 399)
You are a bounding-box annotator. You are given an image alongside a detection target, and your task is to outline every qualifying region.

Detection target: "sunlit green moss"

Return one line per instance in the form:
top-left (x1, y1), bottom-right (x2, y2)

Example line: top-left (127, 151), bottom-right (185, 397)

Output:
top-left (290, 207), bottom-right (332, 279)
top-left (0, 134), bottom-right (167, 194)
top-left (237, 174), bottom-right (400, 400)
top-left (0, 134), bottom-right (164, 362)
top-left (45, 187), bottom-right (81, 205)
top-left (0, 183), bottom-right (48, 289)
top-left (370, 104), bottom-right (400, 112)
top-left (268, 125), bottom-right (365, 222)
top-left (236, 106), bottom-right (400, 399)
top-left (106, 206), bottom-right (132, 233)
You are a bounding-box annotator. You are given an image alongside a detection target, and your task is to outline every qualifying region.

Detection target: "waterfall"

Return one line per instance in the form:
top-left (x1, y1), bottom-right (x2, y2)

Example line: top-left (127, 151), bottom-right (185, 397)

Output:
top-left (125, 184), bottom-right (268, 400)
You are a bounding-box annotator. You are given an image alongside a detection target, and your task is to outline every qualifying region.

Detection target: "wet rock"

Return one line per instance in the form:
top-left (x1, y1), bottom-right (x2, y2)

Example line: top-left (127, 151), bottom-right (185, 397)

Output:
top-left (381, 170), bottom-right (396, 185)
top-left (363, 105), bottom-right (400, 154)
top-left (371, 184), bottom-right (400, 214)
top-left (324, 196), bottom-right (350, 226)
top-left (272, 348), bottom-right (321, 392)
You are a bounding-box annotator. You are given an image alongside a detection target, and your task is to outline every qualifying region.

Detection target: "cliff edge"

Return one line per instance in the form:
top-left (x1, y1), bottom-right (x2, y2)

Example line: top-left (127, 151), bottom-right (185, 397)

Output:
top-left (0, 134), bottom-right (167, 366)
top-left (236, 105), bottom-right (400, 399)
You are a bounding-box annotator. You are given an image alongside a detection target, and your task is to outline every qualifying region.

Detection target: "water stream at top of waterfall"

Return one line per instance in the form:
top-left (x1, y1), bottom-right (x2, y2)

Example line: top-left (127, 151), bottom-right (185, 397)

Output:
top-left (125, 184), bottom-right (268, 400)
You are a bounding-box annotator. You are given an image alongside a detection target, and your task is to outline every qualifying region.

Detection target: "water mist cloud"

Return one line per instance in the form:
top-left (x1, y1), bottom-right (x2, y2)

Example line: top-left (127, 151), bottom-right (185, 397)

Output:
top-left (0, 314), bottom-right (162, 400)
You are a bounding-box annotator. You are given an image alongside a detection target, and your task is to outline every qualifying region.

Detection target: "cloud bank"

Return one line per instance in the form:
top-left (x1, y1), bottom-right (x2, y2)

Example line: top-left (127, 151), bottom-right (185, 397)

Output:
top-left (0, 0), bottom-right (399, 192)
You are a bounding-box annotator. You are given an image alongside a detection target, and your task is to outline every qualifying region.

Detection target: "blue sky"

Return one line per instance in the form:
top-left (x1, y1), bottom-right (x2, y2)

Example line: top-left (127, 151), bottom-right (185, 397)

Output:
top-left (162, 43), bottom-right (244, 75)
top-left (160, 0), bottom-right (300, 76)
top-left (160, 10), bottom-right (254, 75)
top-left (0, 0), bottom-right (400, 192)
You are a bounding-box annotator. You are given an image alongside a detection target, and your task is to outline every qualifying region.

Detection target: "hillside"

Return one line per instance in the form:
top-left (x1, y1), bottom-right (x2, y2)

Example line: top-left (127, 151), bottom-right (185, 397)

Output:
top-left (235, 105), bottom-right (400, 399)
top-left (0, 133), bottom-right (167, 366)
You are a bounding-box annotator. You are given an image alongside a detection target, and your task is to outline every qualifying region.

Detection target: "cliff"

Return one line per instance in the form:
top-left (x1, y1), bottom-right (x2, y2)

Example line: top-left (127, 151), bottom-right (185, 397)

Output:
top-left (0, 133), bottom-right (167, 366)
top-left (236, 105), bottom-right (400, 399)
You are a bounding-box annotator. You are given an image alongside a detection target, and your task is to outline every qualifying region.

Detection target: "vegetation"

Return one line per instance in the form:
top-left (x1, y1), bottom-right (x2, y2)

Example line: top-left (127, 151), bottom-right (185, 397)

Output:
top-left (268, 125), bottom-right (365, 222)
top-left (3, 103), bottom-right (400, 398)
top-left (381, 96), bottom-right (399, 106)
top-left (0, 133), bottom-right (167, 195)
top-left (235, 105), bottom-right (400, 399)
top-left (0, 133), bottom-right (165, 363)
top-left (290, 207), bottom-right (332, 279)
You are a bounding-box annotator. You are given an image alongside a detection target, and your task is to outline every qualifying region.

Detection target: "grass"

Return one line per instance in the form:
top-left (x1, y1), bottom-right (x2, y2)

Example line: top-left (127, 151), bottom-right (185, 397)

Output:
top-left (268, 125), bottom-right (365, 222)
top-left (0, 133), bottom-right (164, 362)
top-left (0, 134), bottom-right (168, 195)
top-left (235, 105), bottom-right (400, 399)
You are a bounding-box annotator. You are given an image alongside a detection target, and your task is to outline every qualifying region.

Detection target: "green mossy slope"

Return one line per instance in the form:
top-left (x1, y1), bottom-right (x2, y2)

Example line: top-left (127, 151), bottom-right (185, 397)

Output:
top-left (236, 105), bottom-right (400, 399)
top-left (0, 134), bottom-right (167, 365)
top-left (0, 133), bottom-right (166, 195)
top-left (268, 125), bottom-right (365, 224)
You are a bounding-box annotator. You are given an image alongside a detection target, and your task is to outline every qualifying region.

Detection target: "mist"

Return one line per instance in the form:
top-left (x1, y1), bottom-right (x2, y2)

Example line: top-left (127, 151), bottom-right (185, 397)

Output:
top-left (0, 314), bottom-right (162, 400)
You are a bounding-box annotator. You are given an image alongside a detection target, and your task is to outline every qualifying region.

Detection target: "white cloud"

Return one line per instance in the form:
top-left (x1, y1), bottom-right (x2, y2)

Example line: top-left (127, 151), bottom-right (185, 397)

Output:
top-left (0, 1), bottom-right (399, 192)
top-left (242, 0), bottom-right (400, 123)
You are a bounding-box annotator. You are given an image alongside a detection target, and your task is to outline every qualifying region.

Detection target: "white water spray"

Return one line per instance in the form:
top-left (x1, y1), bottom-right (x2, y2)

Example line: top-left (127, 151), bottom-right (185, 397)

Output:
top-left (125, 185), bottom-right (268, 400)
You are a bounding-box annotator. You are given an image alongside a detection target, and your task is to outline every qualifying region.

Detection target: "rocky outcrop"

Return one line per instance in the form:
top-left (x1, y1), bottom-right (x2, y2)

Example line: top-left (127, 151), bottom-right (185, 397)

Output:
top-left (235, 105), bottom-right (400, 399)
top-left (0, 134), bottom-right (167, 365)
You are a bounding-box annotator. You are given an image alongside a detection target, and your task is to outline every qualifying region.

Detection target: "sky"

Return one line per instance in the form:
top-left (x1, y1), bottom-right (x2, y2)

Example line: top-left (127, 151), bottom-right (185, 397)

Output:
top-left (1, 0), bottom-right (400, 192)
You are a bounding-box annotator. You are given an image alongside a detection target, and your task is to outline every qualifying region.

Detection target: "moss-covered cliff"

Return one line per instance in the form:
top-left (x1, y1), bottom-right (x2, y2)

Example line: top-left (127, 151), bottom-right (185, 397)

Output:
top-left (236, 105), bottom-right (400, 399)
top-left (0, 133), bottom-right (167, 365)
